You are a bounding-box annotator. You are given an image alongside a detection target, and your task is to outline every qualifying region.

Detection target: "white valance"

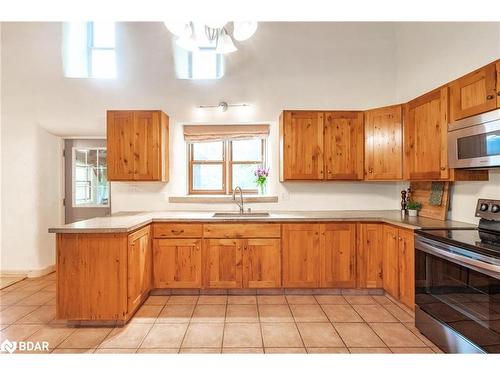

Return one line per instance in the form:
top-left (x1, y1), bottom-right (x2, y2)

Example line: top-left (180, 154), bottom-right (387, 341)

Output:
top-left (183, 124), bottom-right (270, 142)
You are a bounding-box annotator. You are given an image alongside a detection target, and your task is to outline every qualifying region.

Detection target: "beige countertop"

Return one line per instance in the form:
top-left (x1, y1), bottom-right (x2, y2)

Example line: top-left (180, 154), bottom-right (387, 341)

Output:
top-left (48, 210), bottom-right (476, 234)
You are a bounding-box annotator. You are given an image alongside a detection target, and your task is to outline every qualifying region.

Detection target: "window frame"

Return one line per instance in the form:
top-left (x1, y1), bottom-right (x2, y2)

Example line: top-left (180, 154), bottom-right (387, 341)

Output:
top-left (187, 139), bottom-right (266, 195)
top-left (87, 22), bottom-right (116, 79)
top-left (72, 146), bottom-right (110, 208)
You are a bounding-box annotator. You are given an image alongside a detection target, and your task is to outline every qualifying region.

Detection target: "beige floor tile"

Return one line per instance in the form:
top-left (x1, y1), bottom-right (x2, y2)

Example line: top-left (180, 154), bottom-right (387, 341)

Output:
top-left (258, 304), bottom-right (293, 322)
top-left (223, 347), bottom-right (264, 353)
top-left (99, 324), bottom-right (152, 349)
top-left (371, 295), bottom-right (395, 305)
top-left (144, 296), bottom-right (169, 306)
top-left (44, 297), bottom-right (56, 306)
top-left (182, 323), bottom-right (224, 348)
top-left (52, 348), bottom-right (95, 354)
top-left (167, 295), bottom-right (199, 305)
top-left (226, 304), bottom-right (259, 323)
top-left (315, 295), bottom-right (348, 305)
top-left (0, 324), bottom-right (8, 330)
top-left (223, 323), bottom-right (262, 348)
top-left (349, 347), bottom-right (392, 353)
top-left (290, 304), bottom-right (328, 322)
top-left (431, 346), bottom-right (444, 353)
top-left (191, 304), bottom-right (226, 323)
top-left (157, 304), bottom-right (195, 324)
top-left (261, 323), bottom-right (303, 348)
top-left (137, 348), bottom-right (179, 353)
top-left (26, 326), bottom-right (76, 351)
top-left (94, 348), bottom-right (137, 354)
top-left (140, 323), bottom-right (188, 349)
top-left (58, 328), bottom-right (112, 349)
top-left (228, 296), bottom-right (257, 305)
top-left (179, 348), bottom-right (221, 353)
top-left (390, 347), bottom-right (435, 353)
top-left (0, 277), bottom-right (25, 290)
top-left (334, 323), bottom-right (385, 348)
top-left (0, 324), bottom-right (43, 341)
top-left (297, 322), bottom-right (344, 348)
top-left (286, 295), bottom-right (318, 305)
top-left (352, 305), bottom-right (398, 323)
top-left (344, 295), bottom-right (377, 305)
top-left (198, 295), bottom-right (227, 305)
top-left (0, 290), bottom-right (38, 306)
top-left (322, 305), bottom-right (363, 323)
top-left (265, 347), bottom-right (306, 353)
top-left (384, 304), bottom-right (414, 323)
top-left (15, 292), bottom-right (55, 306)
top-left (130, 305), bottom-right (163, 323)
top-left (370, 323), bottom-right (426, 347)
top-left (16, 305), bottom-right (56, 324)
top-left (403, 323), bottom-right (435, 346)
top-left (257, 295), bottom-right (287, 305)
top-left (40, 284), bottom-right (56, 292)
top-left (307, 347), bottom-right (349, 353)
top-left (0, 305), bottom-right (38, 324)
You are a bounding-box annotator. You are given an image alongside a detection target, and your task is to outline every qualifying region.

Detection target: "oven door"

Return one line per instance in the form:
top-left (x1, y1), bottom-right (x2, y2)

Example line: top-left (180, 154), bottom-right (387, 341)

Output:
top-left (415, 236), bottom-right (500, 353)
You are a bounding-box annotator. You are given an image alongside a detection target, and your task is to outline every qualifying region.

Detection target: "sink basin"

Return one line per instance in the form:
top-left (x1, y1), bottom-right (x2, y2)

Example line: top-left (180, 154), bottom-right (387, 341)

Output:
top-left (212, 212), bottom-right (271, 218)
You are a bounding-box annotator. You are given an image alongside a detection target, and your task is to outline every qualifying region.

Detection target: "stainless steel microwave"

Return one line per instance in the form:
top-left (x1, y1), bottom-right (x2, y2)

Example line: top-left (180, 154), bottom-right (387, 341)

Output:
top-left (448, 109), bottom-right (500, 169)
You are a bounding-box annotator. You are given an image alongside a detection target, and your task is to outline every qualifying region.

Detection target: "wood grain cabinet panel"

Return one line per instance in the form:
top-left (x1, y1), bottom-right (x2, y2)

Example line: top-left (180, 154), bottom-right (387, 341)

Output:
top-left (364, 105), bottom-right (403, 180)
top-left (382, 225), bottom-right (400, 298)
top-left (398, 228), bottom-right (415, 309)
top-left (203, 238), bottom-right (243, 288)
top-left (127, 226), bottom-right (152, 313)
top-left (153, 223), bottom-right (203, 238)
top-left (497, 61), bottom-right (500, 108)
top-left (203, 223), bottom-right (280, 238)
top-left (320, 223), bottom-right (356, 288)
top-left (243, 239), bottom-right (281, 288)
top-left (323, 111), bottom-right (364, 180)
top-left (153, 238), bottom-right (202, 288)
top-left (357, 223), bottom-right (383, 288)
top-left (282, 224), bottom-right (320, 287)
top-left (107, 110), bottom-right (169, 181)
top-left (450, 62), bottom-right (497, 121)
top-left (280, 111), bottom-right (324, 180)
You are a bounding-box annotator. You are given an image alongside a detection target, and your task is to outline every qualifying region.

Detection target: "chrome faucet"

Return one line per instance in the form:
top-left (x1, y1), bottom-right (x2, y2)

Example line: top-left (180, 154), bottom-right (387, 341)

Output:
top-left (232, 186), bottom-right (244, 214)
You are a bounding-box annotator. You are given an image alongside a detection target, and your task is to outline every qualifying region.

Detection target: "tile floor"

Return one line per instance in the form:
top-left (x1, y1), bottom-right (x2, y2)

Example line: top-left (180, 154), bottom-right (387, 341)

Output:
top-left (0, 273), bottom-right (443, 354)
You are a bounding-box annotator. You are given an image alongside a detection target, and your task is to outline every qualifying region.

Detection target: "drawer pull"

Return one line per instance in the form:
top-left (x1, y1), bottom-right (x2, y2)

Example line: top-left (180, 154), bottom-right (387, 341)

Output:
top-left (487, 94), bottom-right (494, 100)
top-left (171, 229), bottom-right (185, 235)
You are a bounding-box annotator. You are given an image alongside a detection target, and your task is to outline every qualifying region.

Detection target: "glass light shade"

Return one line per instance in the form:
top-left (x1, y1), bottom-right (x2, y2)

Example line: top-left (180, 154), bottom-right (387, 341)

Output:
top-left (163, 21), bottom-right (189, 37)
top-left (205, 21), bottom-right (228, 29)
top-left (215, 32), bottom-right (237, 54)
top-left (233, 21), bottom-right (258, 41)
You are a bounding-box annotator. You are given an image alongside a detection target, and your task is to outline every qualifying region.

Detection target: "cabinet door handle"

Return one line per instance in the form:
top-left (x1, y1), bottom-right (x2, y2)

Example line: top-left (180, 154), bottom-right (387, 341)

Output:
top-left (497, 91), bottom-right (500, 96)
top-left (171, 229), bottom-right (184, 235)
top-left (487, 94), bottom-right (494, 100)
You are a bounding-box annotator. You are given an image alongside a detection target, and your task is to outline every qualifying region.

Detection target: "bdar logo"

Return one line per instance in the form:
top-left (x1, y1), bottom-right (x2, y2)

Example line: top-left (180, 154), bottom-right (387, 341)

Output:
top-left (0, 339), bottom-right (17, 354)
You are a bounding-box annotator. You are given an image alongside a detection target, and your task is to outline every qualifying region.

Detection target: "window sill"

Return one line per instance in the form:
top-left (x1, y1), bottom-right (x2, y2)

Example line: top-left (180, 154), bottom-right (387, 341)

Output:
top-left (168, 195), bottom-right (278, 204)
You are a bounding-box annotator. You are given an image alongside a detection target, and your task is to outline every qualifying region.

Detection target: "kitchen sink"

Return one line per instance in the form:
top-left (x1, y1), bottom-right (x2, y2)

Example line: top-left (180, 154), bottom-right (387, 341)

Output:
top-left (212, 212), bottom-right (271, 218)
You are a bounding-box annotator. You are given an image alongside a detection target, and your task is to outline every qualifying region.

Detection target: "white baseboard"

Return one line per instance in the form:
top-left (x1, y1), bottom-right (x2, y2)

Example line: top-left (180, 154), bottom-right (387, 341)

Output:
top-left (0, 264), bottom-right (55, 278)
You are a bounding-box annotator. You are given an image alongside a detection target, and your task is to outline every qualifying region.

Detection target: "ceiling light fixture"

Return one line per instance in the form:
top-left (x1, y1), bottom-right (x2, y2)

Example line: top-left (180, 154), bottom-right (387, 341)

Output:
top-left (198, 102), bottom-right (249, 112)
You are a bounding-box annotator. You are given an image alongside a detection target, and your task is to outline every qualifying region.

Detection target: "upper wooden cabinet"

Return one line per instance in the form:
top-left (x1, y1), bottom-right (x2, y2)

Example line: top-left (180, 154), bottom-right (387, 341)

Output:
top-left (450, 62), bottom-right (498, 121)
top-left (107, 110), bottom-right (169, 181)
top-left (364, 105), bottom-right (403, 180)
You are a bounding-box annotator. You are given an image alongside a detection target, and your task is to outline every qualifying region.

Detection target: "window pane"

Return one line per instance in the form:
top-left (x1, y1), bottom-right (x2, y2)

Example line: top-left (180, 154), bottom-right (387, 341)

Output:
top-left (232, 139), bottom-right (262, 161)
top-left (192, 48), bottom-right (222, 79)
top-left (192, 141), bottom-right (223, 161)
top-left (73, 148), bottom-right (110, 206)
top-left (193, 164), bottom-right (223, 190)
top-left (92, 22), bottom-right (115, 48)
top-left (91, 49), bottom-right (116, 79)
top-left (232, 164), bottom-right (260, 190)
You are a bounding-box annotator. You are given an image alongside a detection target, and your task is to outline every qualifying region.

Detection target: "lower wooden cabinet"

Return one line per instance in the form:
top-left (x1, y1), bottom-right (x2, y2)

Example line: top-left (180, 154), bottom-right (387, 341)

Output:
top-left (357, 223), bottom-right (384, 288)
top-left (127, 226), bottom-right (152, 313)
top-left (382, 225), bottom-right (400, 298)
top-left (153, 238), bottom-right (202, 288)
top-left (203, 238), bottom-right (243, 288)
top-left (243, 238), bottom-right (281, 288)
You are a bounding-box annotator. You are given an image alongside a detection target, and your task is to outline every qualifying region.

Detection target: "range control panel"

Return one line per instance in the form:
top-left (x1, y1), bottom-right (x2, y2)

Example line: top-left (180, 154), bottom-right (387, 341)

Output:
top-left (475, 199), bottom-right (500, 221)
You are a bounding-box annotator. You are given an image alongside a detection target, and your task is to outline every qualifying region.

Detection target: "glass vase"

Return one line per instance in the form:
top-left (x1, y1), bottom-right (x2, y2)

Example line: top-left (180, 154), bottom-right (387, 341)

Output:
top-left (258, 184), bottom-right (267, 195)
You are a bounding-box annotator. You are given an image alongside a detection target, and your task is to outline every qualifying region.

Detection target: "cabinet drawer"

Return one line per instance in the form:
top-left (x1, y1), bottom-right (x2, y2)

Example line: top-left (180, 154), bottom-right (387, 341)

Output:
top-left (153, 223), bottom-right (203, 238)
top-left (203, 224), bottom-right (281, 238)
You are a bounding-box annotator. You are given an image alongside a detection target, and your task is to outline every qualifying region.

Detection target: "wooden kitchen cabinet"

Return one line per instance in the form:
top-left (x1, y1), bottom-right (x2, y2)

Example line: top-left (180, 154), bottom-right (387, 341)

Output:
top-left (127, 226), bottom-right (152, 313)
top-left (357, 223), bottom-right (383, 288)
top-left (282, 223), bottom-right (320, 287)
top-left (323, 111), bottom-right (364, 180)
top-left (449, 62), bottom-right (498, 121)
top-left (243, 238), bottom-right (281, 288)
top-left (364, 105), bottom-right (403, 180)
top-left (320, 223), bottom-right (356, 288)
top-left (382, 225), bottom-right (400, 298)
top-left (203, 238), bottom-right (243, 288)
top-left (153, 238), bottom-right (202, 288)
top-left (107, 110), bottom-right (169, 181)
top-left (398, 228), bottom-right (415, 309)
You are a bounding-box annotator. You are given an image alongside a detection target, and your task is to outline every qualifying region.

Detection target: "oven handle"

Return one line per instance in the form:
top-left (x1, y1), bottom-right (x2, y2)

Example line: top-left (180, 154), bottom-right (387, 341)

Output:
top-left (415, 237), bottom-right (500, 276)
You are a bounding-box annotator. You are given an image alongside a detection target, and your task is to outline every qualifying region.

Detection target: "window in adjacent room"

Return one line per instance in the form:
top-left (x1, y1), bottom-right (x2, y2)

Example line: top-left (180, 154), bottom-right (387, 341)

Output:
top-left (62, 22), bottom-right (116, 79)
top-left (73, 148), bottom-right (110, 207)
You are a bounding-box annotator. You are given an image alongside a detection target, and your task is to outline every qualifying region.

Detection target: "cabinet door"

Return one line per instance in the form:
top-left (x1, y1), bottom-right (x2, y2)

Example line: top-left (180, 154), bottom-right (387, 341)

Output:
top-left (243, 239), bottom-right (281, 288)
top-left (320, 223), bottom-right (356, 288)
top-left (497, 61), bottom-right (500, 109)
top-left (133, 111), bottom-right (161, 180)
top-left (153, 238), bottom-right (202, 288)
top-left (203, 238), bottom-right (243, 288)
top-left (282, 224), bottom-right (320, 287)
top-left (398, 229), bottom-right (415, 310)
top-left (450, 62), bottom-right (497, 121)
top-left (281, 111), bottom-right (324, 180)
top-left (107, 111), bottom-right (135, 180)
top-left (324, 112), bottom-right (364, 180)
top-left (364, 105), bottom-right (403, 180)
top-left (127, 226), bottom-right (151, 313)
top-left (404, 87), bottom-right (449, 180)
top-left (382, 225), bottom-right (399, 298)
top-left (357, 223), bottom-right (383, 288)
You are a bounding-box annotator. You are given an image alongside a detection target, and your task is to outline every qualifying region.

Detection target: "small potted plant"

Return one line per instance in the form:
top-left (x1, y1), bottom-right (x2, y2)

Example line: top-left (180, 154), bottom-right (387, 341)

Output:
top-left (407, 201), bottom-right (422, 217)
top-left (254, 166), bottom-right (269, 195)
